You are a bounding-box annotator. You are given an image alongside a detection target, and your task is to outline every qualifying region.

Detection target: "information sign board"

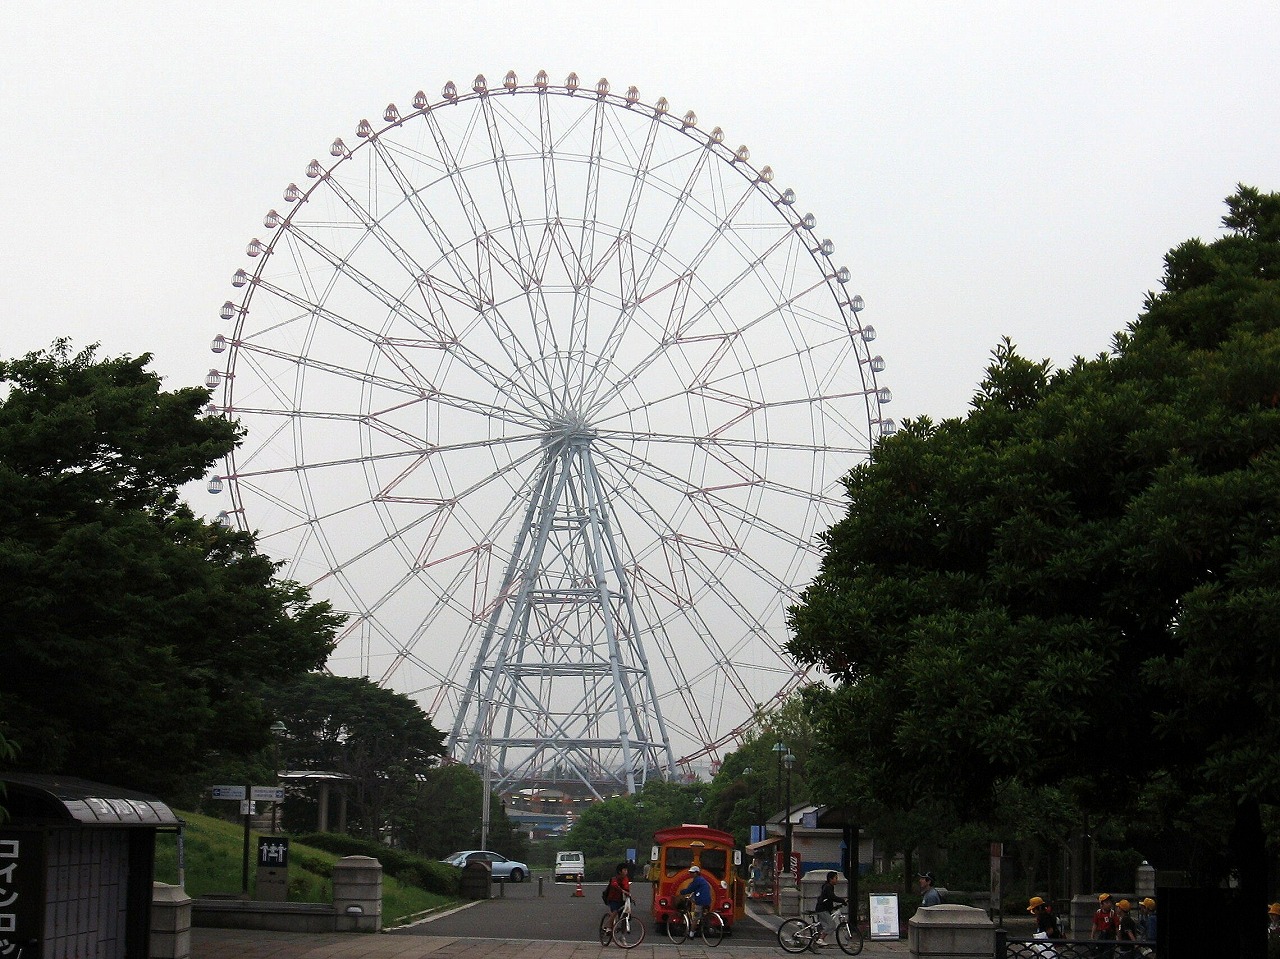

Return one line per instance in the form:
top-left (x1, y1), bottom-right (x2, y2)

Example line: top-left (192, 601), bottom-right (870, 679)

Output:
top-left (210, 785), bottom-right (246, 800)
top-left (250, 786), bottom-right (284, 802)
top-left (869, 893), bottom-right (900, 940)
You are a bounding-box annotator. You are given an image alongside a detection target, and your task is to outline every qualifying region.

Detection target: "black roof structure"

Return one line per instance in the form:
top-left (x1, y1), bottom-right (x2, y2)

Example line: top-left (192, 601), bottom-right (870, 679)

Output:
top-left (1, 772), bottom-right (180, 827)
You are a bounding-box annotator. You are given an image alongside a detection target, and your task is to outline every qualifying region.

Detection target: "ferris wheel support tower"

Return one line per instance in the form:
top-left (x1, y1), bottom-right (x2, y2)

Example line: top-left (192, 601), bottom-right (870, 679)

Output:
top-left (450, 427), bottom-right (676, 797)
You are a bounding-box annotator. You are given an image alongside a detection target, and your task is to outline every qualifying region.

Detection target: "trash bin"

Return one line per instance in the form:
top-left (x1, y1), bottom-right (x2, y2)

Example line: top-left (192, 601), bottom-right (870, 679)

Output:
top-left (460, 859), bottom-right (492, 899)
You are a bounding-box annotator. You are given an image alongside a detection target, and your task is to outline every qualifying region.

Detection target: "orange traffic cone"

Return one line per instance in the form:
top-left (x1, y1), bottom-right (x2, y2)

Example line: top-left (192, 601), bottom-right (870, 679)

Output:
top-left (573, 875), bottom-right (584, 897)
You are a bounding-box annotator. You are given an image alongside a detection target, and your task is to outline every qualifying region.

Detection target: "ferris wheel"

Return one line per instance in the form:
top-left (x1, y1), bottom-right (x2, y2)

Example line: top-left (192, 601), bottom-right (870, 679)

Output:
top-left (206, 71), bottom-right (894, 797)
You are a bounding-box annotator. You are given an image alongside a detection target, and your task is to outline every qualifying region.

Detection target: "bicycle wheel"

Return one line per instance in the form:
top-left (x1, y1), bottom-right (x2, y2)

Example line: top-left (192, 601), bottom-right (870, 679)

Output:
top-left (778, 918), bottom-right (816, 953)
top-left (836, 920), bottom-right (864, 955)
top-left (666, 913), bottom-right (690, 944)
top-left (599, 913), bottom-right (613, 946)
top-left (699, 911), bottom-right (725, 946)
top-left (613, 915), bottom-right (646, 949)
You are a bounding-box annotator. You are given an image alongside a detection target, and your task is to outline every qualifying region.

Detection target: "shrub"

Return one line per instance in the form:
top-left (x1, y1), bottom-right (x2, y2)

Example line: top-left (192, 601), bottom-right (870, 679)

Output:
top-left (293, 833), bottom-right (458, 896)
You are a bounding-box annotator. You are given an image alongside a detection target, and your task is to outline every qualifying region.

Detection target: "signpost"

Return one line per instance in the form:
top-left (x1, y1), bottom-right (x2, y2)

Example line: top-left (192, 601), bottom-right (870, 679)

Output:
top-left (990, 842), bottom-right (1004, 927)
top-left (208, 784), bottom-right (282, 894)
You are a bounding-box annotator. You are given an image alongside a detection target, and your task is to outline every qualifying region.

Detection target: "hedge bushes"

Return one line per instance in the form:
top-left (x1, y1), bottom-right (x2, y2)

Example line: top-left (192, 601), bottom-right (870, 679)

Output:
top-left (293, 833), bottom-right (459, 896)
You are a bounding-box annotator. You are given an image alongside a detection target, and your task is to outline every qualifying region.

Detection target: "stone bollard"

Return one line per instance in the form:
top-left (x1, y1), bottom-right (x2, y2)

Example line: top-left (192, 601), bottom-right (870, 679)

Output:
top-left (460, 860), bottom-right (492, 899)
top-left (151, 882), bottom-right (193, 959)
top-left (332, 855), bottom-right (383, 933)
top-left (907, 903), bottom-right (995, 958)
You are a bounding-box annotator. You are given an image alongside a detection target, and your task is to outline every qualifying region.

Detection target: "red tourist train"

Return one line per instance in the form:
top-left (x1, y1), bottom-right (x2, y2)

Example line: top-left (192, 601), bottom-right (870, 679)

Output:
top-left (649, 824), bottom-right (744, 929)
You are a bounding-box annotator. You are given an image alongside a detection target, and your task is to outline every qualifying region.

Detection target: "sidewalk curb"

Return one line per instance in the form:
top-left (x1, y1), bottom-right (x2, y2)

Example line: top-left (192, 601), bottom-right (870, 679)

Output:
top-left (386, 898), bottom-right (482, 930)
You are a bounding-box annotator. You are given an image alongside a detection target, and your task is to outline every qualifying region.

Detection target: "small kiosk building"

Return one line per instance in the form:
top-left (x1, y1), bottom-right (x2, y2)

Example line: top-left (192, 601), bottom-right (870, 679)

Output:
top-left (0, 773), bottom-right (179, 959)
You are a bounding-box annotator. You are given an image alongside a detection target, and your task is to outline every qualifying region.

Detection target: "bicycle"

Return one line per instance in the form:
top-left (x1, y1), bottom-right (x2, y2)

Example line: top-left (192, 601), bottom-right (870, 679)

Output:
top-left (777, 907), bottom-right (864, 955)
top-left (599, 894), bottom-right (646, 949)
top-left (665, 897), bottom-right (725, 946)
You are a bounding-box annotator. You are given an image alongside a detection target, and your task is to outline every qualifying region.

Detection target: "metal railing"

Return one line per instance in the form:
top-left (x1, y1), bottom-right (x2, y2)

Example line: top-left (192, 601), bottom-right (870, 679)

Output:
top-left (1000, 933), bottom-right (1154, 958)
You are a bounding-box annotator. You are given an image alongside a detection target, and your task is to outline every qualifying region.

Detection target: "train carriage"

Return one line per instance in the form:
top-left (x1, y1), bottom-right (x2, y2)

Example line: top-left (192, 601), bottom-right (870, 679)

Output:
top-left (650, 825), bottom-right (744, 930)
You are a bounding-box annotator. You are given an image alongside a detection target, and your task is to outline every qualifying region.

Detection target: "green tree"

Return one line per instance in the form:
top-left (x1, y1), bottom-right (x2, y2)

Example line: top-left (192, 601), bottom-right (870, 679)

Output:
top-left (567, 794), bottom-right (648, 862)
top-left (706, 697), bottom-right (817, 848)
top-left (392, 763), bottom-right (525, 860)
top-left (0, 342), bottom-right (339, 798)
top-left (566, 780), bottom-right (709, 864)
top-left (788, 187), bottom-right (1280, 956)
top-left (271, 673), bottom-right (446, 840)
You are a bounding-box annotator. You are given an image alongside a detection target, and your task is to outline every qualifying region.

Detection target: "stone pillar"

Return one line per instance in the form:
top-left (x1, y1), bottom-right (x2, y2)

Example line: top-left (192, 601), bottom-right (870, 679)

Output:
top-left (1136, 861), bottom-right (1156, 899)
top-left (317, 782), bottom-right (330, 832)
top-left (151, 882), bottom-right (193, 959)
top-left (1071, 894), bottom-right (1099, 939)
top-left (907, 903), bottom-right (995, 958)
top-left (332, 855), bottom-right (382, 933)
top-left (778, 875), bottom-right (801, 916)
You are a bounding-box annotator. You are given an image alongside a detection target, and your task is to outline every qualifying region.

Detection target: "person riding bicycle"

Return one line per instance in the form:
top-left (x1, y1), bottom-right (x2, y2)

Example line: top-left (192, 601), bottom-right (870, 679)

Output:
top-left (679, 865), bottom-right (714, 925)
top-left (604, 862), bottom-right (631, 933)
top-left (815, 871), bottom-right (846, 947)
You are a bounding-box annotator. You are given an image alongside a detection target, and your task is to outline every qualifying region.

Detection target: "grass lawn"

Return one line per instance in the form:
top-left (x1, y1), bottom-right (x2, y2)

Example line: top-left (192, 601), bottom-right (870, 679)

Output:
top-left (153, 810), bottom-right (457, 925)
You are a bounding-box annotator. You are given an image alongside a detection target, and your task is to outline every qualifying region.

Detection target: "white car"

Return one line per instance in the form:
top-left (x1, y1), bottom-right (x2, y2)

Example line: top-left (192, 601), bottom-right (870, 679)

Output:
top-left (554, 850), bottom-right (585, 882)
top-left (441, 849), bottom-right (529, 883)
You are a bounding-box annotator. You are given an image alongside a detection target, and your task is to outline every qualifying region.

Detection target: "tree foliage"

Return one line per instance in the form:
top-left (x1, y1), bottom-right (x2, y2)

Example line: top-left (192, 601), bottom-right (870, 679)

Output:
top-left (566, 779), bottom-right (710, 863)
top-left (0, 342), bottom-right (339, 797)
top-left (271, 673), bottom-right (446, 840)
top-left (703, 696), bottom-right (817, 848)
top-left (391, 762), bottom-right (525, 861)
top-left (787, 188), bottom-right (1280, 947)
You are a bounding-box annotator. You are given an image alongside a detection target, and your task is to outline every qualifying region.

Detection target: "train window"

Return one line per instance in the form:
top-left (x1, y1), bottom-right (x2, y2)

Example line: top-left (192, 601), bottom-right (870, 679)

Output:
top-left (665, 847), bottom-right (694, 876)
top-left (700, 849), bottom-right (728, 876)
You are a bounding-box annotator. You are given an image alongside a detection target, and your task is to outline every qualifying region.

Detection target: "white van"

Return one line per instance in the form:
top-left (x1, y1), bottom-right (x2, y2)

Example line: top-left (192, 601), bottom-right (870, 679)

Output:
top-left (554, 850), bottom-right (585, 882)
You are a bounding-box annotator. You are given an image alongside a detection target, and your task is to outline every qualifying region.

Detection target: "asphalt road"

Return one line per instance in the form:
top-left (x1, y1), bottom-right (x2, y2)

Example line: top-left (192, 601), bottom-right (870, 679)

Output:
top-left (388, 879), bottom-right (780, 945)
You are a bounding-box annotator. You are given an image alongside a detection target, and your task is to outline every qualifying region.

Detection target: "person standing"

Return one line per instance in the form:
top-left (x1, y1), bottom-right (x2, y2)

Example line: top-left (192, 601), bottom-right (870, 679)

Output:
top-left (1137, 898), bottom-right (1157, 950)
top-left (917, 872), bottom-right (942, 907)
top-left (1092, 893), bottom-right (1117, 957)
top-left (1268, 903), bottom-right (1280, 940)
top-left (815, 871), bottom-right (847, 947)
top-left (1114, 900), bottom-right (1138, 957)
top-left (1028, 896), bottom-right (1062, 938)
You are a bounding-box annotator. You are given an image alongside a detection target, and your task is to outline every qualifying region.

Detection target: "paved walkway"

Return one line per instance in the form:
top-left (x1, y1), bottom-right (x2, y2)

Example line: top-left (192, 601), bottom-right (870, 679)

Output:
top-left (193, 928), bottom-right (912, 958)
top-left (191, 903), bottom-right (913, 958)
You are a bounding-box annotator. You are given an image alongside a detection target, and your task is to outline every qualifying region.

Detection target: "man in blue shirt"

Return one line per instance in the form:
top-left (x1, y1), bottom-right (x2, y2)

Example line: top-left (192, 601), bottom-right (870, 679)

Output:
top-left (680, 865), bottom-right (714, 923)
top-left (918, 872), bottom-right (942, 907)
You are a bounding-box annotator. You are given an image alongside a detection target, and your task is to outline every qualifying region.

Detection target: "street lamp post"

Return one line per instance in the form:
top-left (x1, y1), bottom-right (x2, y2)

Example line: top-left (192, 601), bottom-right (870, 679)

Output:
top-left (269, 721), bottom-right (288, 834)
top-left (783, 751), bottom-right (796, 873)
top-left (772, 741), bottom-right (787, 812)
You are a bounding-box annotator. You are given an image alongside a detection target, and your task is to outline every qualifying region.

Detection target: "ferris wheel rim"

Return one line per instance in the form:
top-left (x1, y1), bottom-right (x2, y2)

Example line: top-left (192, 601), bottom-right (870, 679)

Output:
top-left (208, 71), bottom-right (892, 783)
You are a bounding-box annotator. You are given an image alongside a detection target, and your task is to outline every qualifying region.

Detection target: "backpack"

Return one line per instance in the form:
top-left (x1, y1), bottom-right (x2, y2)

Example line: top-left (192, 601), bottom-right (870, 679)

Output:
top-left (603, 879), bottom-right (615, 903)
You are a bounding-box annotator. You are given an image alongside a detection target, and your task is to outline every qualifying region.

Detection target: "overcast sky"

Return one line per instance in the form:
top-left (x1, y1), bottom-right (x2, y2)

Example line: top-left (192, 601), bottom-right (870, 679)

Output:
top-left (6, 3), bottom-right (1279, 767)
top-left (4, 0), bottom-right (1278, 494)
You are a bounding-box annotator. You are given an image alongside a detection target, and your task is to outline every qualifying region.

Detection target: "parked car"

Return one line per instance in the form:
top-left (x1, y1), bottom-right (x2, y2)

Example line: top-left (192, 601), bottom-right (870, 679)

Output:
top-left (554, 850), bottom-right (585, 882)
top-left (440, 849), bottom-right (530, 882)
